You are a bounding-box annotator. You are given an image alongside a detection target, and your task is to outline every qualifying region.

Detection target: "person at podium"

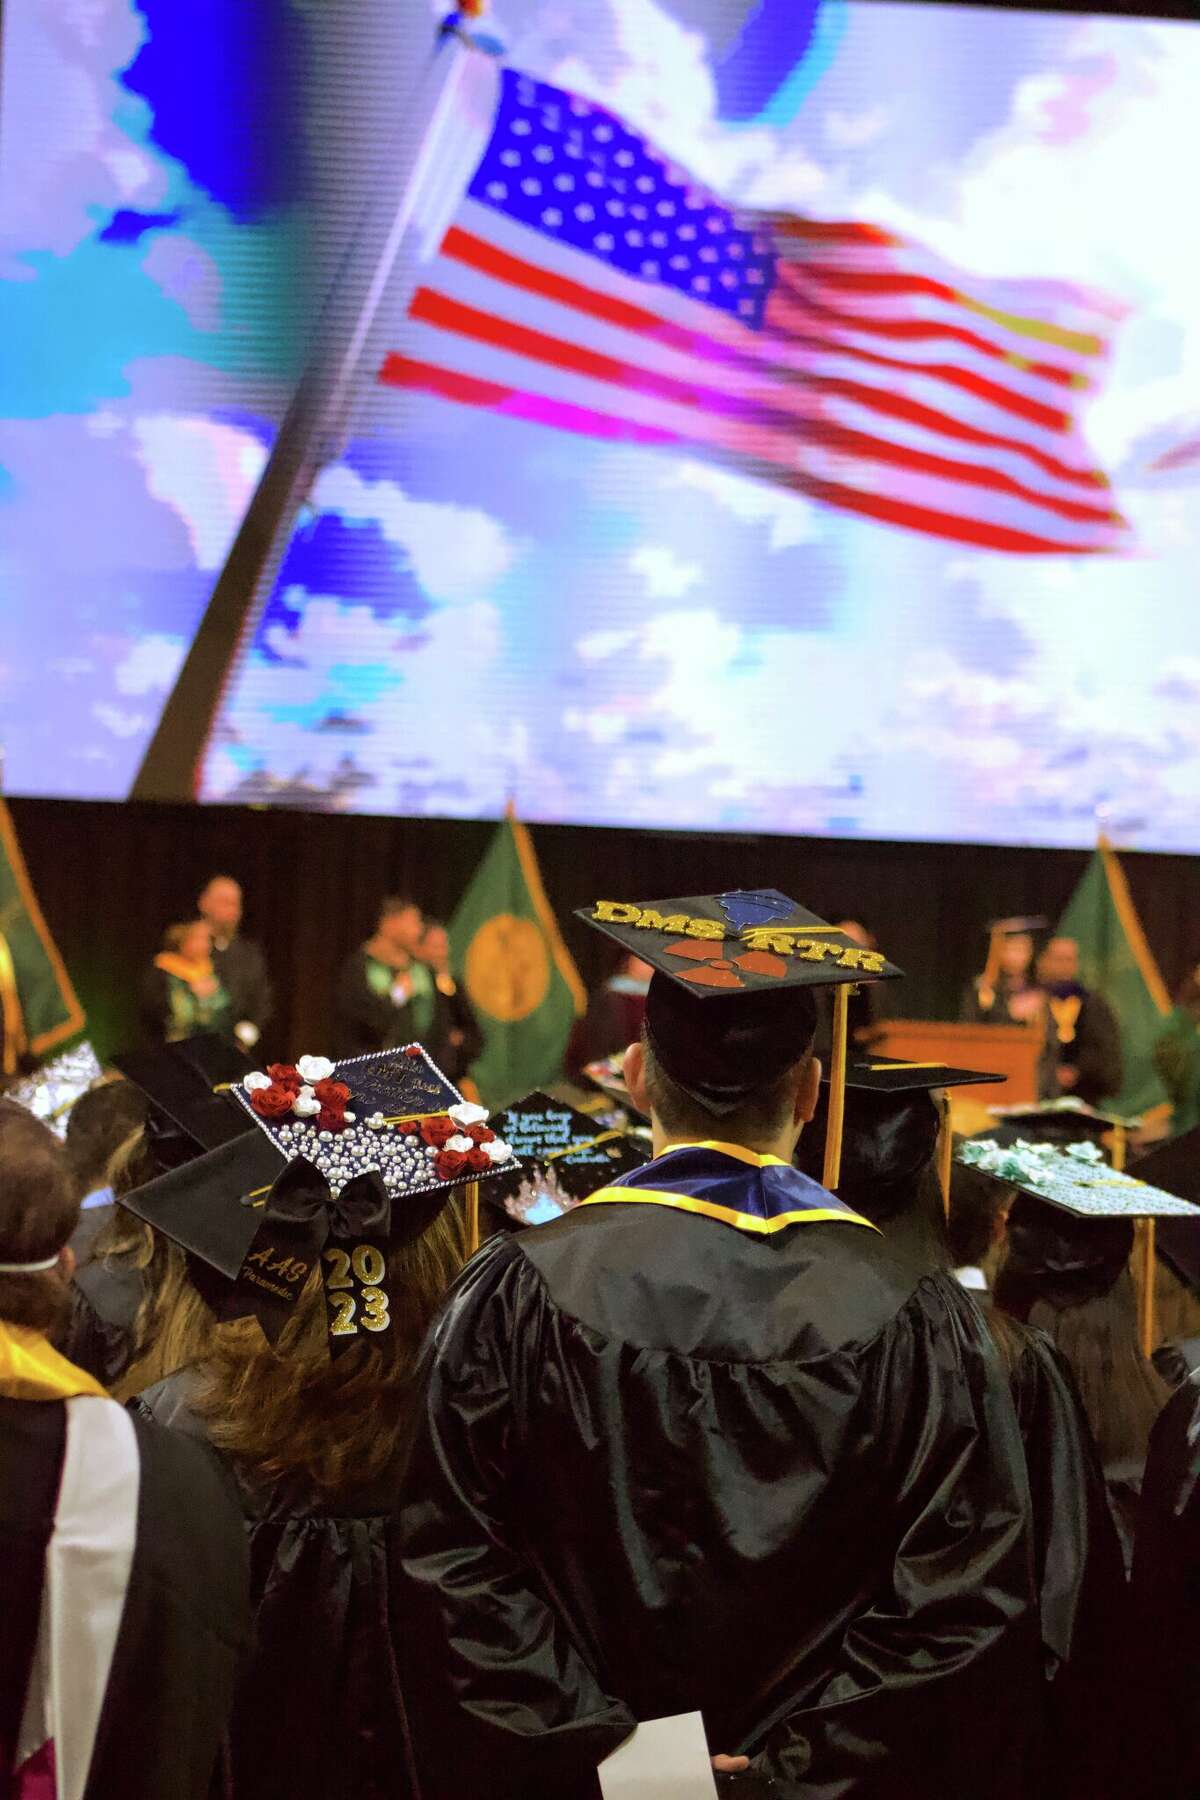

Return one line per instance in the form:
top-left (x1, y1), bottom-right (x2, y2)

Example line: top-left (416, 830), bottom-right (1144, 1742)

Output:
top-left (961, 917), bottom-right (1047, 1026)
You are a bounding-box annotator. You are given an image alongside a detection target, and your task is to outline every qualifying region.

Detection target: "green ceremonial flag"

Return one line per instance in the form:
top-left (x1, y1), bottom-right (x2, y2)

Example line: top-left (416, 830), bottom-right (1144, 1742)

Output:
top-left (450, 812), bottom-right (585, 1107)
top-left (0, 799), bottom-right (85, 1074)
top-left (1056, 839), bottom-right (1170, 1117)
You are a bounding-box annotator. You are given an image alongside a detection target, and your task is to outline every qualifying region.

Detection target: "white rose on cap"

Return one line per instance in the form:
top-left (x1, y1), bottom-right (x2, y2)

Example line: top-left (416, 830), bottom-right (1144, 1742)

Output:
top-left (244, 1071), bottom-right (272, 1092)
top-left (483, 1139), bottom-right (512, 1165)
top-left (296, 1055), bottom-right (336, 1084)
top-left (448, 1101), bottom-right (489, 1128)
top-left (293, 1088), bottom-right (322, 1118)
top-left (445, 1134), bottom-right (475, 1155)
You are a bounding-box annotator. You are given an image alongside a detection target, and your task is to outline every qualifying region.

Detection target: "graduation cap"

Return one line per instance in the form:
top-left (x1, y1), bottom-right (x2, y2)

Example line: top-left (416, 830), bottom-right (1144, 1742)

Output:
top-left (6, 1041), bottom-right (104, 1139)
top-left (577, 891), bottom-right (902, 1189)
top-left (110, 1033), bottom-right (255, 1163)
top-left (121, 1045), bottom-right (516, 1355)
top-left (985, 1097), bottom-right (1141, 1163)
top-left (486, 1090), bottom-right (649, 1228)
top-left (958, 1134), bottom-right (1200, 1352)
top-left (796, 1060), bottom-right (1006, 1219)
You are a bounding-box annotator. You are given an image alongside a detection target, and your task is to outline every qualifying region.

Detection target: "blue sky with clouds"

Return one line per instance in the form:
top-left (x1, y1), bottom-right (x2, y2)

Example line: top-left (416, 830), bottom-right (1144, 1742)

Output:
top-left (4, 0), bottom-right (1199, 847)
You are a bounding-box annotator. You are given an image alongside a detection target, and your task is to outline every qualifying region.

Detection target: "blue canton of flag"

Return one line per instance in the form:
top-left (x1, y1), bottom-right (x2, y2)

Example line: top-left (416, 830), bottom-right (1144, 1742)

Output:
top-left (466, 68), bottom-right (776, 330)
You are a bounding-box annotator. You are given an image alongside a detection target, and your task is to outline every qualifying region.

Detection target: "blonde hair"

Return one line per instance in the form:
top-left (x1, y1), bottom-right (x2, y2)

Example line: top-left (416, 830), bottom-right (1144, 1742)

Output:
top-left (187, 1200), bottom-right (471, 1493)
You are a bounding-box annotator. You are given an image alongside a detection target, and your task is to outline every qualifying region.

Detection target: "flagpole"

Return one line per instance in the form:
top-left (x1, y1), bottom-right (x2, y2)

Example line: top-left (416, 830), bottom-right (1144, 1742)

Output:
top-left (130, 14), bottom-right (500, 801)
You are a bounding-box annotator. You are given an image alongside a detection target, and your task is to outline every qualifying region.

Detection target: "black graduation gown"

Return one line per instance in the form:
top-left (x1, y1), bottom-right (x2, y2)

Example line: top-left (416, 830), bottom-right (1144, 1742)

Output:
top-left (393, 1167), bottom-right (1040, 1800)
top-left (1128, 1371), bottom-right (1200, 1800)
top-left (1004, 1326), bottom-right (1129, 1799)
top-left (1036, 989), bottom-right (1123, 1106)
top-left (211, 936), bottom-right (274, 1038)
top-left (133, 1370), bottom-right (418, 1800)
top-left (57, 1215), bottom-right (148, 1388)
top-left (0, 1396), bottom-right (248, 1800)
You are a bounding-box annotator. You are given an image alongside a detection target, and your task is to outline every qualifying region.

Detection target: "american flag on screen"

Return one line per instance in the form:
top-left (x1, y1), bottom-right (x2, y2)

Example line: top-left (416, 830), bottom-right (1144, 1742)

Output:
top-left (383, 66), bottom-right (1128, 556)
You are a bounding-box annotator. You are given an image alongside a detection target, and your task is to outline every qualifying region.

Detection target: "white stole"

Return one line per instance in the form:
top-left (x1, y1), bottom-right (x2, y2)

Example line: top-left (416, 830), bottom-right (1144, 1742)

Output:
top-left (16, 1397), bottom-right (141, 1800)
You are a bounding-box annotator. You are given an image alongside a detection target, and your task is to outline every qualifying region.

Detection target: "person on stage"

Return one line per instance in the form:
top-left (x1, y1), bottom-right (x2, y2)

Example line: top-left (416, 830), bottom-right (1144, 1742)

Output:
top-left (0, 1099), bottom-right (248, 1800)
top-left (139, 919), bottom-right (233, 1044)
top-left (419, 919), bottom-right (483, 1085)
top-left (961, 917), bottom-right (1047, 1025)
top-left (198, 875), bottom-right (274, 1053)
top-left (1034, 935), bottom-right (1123, 1105)
top-left (334, 896), bottom-right (435, 1055)
top-left (394, 892), bottom-right (1039, 1800)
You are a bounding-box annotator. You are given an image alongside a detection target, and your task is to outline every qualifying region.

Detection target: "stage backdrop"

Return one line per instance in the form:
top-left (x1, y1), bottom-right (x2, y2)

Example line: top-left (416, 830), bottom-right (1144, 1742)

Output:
top-left (9, 797), bottom-right (1197, 1065)
top-left (2, 0), bottom-right (1200, 851)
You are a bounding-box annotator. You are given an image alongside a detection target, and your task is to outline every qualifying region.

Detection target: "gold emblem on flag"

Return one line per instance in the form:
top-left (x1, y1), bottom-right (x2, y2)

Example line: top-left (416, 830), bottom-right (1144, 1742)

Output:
top-left (466, 915), bottom-right (551, 1022)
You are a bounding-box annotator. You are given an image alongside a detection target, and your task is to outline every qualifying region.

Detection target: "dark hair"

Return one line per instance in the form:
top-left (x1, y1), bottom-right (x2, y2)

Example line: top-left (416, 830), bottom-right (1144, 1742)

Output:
top-left (64, 1080), bottom-right (147, 1196)
top-left (0, 1099), bottom-right (80, 1333)
top-left (163, 918), bottom-right (209, 954)
top-left (641, 1033), bottom-right (807, 1146)
top-left (947, 1159), bottom-right (1008, 1269)
top-left (1021, 1270), bottom-right (1169, 1469)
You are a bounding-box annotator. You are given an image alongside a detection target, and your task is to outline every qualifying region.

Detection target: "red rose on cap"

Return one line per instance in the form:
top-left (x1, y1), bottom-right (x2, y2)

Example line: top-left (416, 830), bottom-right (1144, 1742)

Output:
top-left (266, 1063), bottom-right (303, 1093)
top-left (251, 1084), bottom-right (294, 1119)
top-left (403, 1045), bottom-right (422, 1058)
top-left (466, 1147), bottom-right (491, 1173)
top-left (420, 1116), bottom-right (456, 1148)
top-left (317, 1106), bottom-right (348, 1134)
top-left (435, 1148), bottom-right (469, 1179)
top-left (313, 1079), bottom-right (351, 1107)
top-left (465, 1123), bottom-right (496, 1144)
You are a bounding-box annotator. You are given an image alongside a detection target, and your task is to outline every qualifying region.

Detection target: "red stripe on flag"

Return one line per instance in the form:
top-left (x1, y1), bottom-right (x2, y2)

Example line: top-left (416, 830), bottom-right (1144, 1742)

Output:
top-left (379, 351), bottom-right (1116, 556)
top-left (766, 217), bottom-right (900, 249)
top-left (408, 284), bottom-right (1118, 523)
top-left (776, 265), bottom-right (1087, 390)
top-left (445, 223), bottom-right (1077, 436)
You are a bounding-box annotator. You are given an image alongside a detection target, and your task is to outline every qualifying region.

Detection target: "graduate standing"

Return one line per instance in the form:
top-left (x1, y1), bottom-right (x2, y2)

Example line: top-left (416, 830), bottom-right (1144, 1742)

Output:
top-left (394, 891), bottom-right (1040, 1800)
top-left (0, 1100), bottom-right (248, 1800)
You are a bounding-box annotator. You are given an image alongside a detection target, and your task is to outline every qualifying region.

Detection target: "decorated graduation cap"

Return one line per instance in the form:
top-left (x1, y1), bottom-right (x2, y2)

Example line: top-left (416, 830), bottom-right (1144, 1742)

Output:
top-left (6, 1041), bottom-right (104, 1140)
top-left (985, 1096), bottom-right (1141, 1163)
top-left (486, 1090), bottom-right (648, 1228)
top-left (577, 890), bottom-right (902, 1188)
top-left (796, 1059), bottom-right (1005, 1218)
top-left (959, 1134), bottom-right (1200, 1351)
top-left (122, 1045), bottom-right (515, 1357)
top-left (110, 1033), bottom-right (255, 1165)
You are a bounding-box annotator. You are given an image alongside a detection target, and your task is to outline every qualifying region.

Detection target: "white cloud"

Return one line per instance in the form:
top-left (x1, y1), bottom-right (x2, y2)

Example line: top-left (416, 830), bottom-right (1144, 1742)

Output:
top-left (667, 461), bottom-right (818, 551)
top-left (628, 544), bottom-right (701, 599)
top-left (93, 702), bottom-right (149, 739)
top-left (312, 465), bottom-right (519, 603)
top-left (114, 634), bottom-right (186, 696)
top-left (131, 416), bottom-right (268, 570)
top-left (825, 106), bottom-right (891, 152)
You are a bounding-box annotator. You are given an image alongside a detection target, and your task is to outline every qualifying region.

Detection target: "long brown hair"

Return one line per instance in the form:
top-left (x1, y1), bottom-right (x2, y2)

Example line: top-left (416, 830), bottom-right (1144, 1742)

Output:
top-left (0, 1099), bottom-right (79, 1335)
top-left (187, 1201), bottom-right (471, 1493)
top-left (85, 1124), bottom-right (217, 1397)
top-left (1026, 1268), bottom-right (1169, 1468)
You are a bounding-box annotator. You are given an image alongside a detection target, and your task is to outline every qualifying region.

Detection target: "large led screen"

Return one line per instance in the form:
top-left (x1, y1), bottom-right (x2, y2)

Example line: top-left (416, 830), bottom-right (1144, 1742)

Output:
top-left (2, 0), bottom-right (1199, 849)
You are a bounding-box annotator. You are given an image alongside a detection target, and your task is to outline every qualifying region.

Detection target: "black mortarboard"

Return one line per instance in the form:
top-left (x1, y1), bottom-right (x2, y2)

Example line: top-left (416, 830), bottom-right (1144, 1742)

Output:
top-left (796, 1060), bottom-right (1005, 1217)
top-left (110, 1034), bottom-right (254, 1159)
top-left (486, 1090), bottom-right (648, 1228)
top-left (121, 1045), bottom-right (516, 1353)
top-left (577, 891), bottom-right (902, 1188)
top-left (987, 915), bottom-right (1049, 938)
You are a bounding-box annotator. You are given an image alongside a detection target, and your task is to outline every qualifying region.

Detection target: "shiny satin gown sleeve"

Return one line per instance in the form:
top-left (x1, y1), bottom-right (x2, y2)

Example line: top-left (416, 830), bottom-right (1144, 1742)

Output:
top-left (752, 1277), bottom-right (1040, 1799)
top-left (394, 1235), bottom-right (636, 1800)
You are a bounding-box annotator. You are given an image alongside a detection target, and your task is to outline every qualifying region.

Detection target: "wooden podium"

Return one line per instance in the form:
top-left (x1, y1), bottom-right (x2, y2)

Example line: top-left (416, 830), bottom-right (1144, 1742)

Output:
top-left (867, 1020), bottom-right (1041, 1112)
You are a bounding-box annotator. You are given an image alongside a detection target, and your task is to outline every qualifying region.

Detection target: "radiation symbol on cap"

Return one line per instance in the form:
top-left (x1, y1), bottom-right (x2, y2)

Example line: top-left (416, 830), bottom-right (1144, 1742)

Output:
top-left (466, 915), bottom-right (551, 1021)
top-left (663, 939), bottom-right (788, 990)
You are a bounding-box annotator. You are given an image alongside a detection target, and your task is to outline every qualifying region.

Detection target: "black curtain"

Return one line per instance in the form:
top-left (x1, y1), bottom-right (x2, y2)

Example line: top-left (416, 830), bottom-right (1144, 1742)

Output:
top-left (9, 796), bottom-right (1198, 1064)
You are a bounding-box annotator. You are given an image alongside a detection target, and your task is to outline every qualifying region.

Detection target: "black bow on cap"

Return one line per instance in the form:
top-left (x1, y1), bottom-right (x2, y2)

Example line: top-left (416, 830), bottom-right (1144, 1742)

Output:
top-left (237, 1159), bottom-right (394, 1352)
